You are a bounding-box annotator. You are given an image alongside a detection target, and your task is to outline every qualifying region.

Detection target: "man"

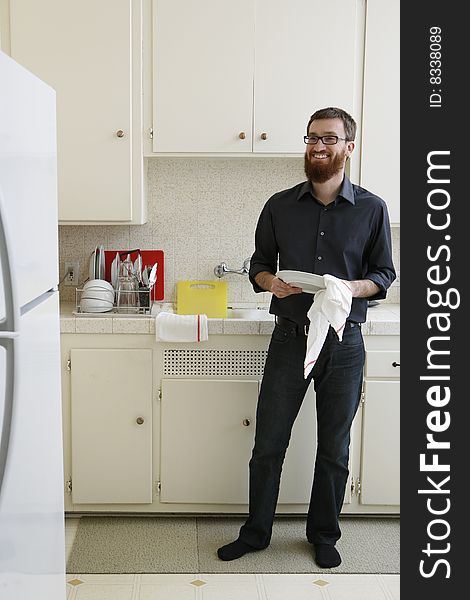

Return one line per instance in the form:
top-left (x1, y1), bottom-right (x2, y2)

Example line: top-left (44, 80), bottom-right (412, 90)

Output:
top-left (217, 107), bottom-right (396, 568)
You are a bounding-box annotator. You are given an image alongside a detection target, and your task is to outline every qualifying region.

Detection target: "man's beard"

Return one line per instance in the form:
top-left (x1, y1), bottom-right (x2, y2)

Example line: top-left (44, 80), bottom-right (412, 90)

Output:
top-left (304, 149), bottom-right (347, 184)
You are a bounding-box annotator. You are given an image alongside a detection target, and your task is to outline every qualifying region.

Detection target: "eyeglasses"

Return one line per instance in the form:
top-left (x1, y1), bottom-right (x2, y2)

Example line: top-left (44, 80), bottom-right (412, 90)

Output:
top-left (303, 135), bottom-right (348, 145)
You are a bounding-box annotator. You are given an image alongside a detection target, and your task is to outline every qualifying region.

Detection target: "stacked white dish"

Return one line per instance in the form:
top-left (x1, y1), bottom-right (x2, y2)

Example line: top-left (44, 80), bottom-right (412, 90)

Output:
top-left (80, 279), bottom-right (114, 313)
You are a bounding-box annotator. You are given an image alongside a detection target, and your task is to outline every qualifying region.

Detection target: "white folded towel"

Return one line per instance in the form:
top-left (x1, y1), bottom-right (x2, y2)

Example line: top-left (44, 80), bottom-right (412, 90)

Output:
top-left (156, 311), bottom-right (208, 342)
top-left (304, 274), bottom-right (353, 378)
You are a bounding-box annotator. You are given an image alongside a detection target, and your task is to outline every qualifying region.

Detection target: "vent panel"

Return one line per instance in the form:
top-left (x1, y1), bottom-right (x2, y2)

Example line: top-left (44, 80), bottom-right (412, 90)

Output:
top-left (163, 349), bottom-right (267, 377)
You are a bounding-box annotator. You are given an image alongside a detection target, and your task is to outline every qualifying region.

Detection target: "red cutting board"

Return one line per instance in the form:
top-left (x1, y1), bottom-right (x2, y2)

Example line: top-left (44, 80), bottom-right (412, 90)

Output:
top-left (104, 250), bottom-right (164, 301)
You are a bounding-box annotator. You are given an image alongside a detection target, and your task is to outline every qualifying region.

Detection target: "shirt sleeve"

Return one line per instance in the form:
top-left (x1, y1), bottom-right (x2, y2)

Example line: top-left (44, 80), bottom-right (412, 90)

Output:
top-left (248, 198), bottom-right (278, 293)
top-left (364, 199), bottom-right (396, 300)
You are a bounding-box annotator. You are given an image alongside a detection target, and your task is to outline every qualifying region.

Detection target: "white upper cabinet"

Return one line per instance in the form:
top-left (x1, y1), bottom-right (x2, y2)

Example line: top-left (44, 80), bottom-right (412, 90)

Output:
top-left (9, 0), bottom-right (146, 224)
top-left (253, 0), bottom-right (358, 154)
top-left (361, 0), bottom-right (400, 223)
top-left (152, 0), bottom-right (255, 153)
top-left (151, 0), bottom-right (360, 154)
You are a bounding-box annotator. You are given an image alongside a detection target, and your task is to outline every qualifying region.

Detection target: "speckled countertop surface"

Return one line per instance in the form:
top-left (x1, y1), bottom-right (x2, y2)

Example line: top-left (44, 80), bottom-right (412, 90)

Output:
top-left (60, 302), bottom-right (400, 336)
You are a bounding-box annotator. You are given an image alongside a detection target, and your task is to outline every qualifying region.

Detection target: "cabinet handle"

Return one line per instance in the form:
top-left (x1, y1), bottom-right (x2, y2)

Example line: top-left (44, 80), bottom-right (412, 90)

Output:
top-left (136, 417), bottom-right (145, 425)
top-left (260, 132), bottom-right (268, 140)
top-left (242, 419), bottom-right (251, 426)
top-left (238, 132), bottom-right (246, 140)
top-left (116, 129), bottom-right (125, 138)
top-left (392, 362), bottom-right (400, 368)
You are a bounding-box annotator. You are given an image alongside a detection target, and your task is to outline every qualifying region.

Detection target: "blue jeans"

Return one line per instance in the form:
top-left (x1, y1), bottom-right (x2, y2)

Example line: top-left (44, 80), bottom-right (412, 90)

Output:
top-left (239, 321), bottom-right (365, 548)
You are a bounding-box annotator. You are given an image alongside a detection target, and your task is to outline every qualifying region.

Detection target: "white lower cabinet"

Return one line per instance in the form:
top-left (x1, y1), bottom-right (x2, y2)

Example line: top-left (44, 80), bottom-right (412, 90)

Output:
top-left (160, 379), bottom-right (325, 506)
top-left (277, 383), bottom-right (318, 504)
top-left (359, 348), bottom-right (400, 506)
top-left (160, 379), bottom-right (258, 504)
top-left (61, 333), bottom-right (398, 514)
top-left (360, 380), bottom-right (400, 505)
top-left (70, 348), bottom-right (153, 504)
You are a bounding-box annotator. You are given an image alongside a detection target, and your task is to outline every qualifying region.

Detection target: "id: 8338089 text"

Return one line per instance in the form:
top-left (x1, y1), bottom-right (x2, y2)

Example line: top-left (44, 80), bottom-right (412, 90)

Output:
top-left (429, 26), bottom-right (442, 108)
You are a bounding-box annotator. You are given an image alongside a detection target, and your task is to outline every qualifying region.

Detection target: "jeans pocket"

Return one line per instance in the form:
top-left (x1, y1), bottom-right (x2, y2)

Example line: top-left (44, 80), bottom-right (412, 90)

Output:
top-left (271, 324), bottom-right (291, 343)
top-left (335, 325), bottom-right (363, 347)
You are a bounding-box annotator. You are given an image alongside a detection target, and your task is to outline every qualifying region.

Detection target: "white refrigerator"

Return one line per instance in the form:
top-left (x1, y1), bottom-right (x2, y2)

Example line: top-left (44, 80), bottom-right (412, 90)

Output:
top-left (0, 51), bottom-right (66, 599)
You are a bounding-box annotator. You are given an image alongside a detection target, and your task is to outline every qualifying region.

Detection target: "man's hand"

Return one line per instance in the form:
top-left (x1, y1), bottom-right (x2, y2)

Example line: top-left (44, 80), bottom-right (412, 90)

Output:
top-left (271, 277), bottom-right (303, 298)
top-left (254, 271), bottom-right (302, 298)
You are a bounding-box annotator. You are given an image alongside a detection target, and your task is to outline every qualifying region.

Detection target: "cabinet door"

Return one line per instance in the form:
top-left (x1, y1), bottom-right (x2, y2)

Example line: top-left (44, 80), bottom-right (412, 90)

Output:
top-left (360, 380), bottom-right (400, 505)
top-left (253, 0), bottom-right (359, 153)
top-left (160, 379), bottom-right (258, 503)
top-left (10, 0), bottom-right (136, 222)
top-left (161, 379), bottom-right (352, 506)
top-left (70, 348), bottom-right (153, 504)
top-left (278, 383), bottom-right (317, 503)
top-left (152, 0), bottom-right (254, 153)
top-left (361, 0), bottom-right (400, 223)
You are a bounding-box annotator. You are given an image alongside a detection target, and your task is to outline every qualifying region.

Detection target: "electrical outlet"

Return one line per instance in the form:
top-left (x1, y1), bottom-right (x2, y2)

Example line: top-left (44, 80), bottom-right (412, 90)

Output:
top-left (64, 261), bottom-right (80, 286)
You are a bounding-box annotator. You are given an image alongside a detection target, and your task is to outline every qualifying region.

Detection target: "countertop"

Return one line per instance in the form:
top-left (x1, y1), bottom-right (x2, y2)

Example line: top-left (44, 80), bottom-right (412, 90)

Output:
top-left (60, 302), bottom-right (400, 336)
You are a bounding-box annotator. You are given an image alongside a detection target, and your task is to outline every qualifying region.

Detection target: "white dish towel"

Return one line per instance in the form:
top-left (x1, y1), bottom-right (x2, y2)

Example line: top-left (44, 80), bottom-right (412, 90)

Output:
top-left (156, 311), bottom-right (208, 342)
top-left (304, 274), bottom-right (353, 379)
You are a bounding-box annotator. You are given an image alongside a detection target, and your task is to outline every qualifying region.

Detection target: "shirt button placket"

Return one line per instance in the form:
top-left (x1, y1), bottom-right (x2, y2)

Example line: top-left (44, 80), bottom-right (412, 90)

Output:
top-left (317, 208), bottom-right (326, 263)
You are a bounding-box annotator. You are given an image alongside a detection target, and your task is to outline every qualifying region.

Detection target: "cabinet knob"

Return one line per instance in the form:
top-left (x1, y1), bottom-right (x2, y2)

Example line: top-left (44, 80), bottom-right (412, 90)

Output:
top-left (392, 362), bottom-right (400, 368)
top-left (260, 132), bottom-right (268, 140)
top-left (116, 129), bottom-right (125, 138)
top-left (136, 417), bottom-right (145, 425)
top-left (238, 132), bottom-right (246, 140)
top-left (242, 419), bottom-right (251, 426)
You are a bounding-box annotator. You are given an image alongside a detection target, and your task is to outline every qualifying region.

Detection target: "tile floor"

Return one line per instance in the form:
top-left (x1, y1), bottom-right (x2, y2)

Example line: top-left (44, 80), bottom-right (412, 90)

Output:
top-left (65, 518), bottom-right (400, 600)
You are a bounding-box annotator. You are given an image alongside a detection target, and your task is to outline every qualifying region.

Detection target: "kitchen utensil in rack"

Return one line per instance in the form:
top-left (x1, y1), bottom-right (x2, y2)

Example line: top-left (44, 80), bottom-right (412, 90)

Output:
top-left (134, 254), bottom-right (142, 283)
top-left (116, 256), bottom-right (139, 313)
top-left (148, 263), bottom-right (158, 288)
top-left (103, 250), bottom-right (165, 301)
top-left (142, 265), bottom-right (149, 286)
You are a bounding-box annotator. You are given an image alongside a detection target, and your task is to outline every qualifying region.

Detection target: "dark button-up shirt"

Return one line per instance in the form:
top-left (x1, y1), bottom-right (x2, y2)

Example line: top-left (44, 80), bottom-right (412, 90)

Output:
top-left (249, 176), bottom-right (396, 324)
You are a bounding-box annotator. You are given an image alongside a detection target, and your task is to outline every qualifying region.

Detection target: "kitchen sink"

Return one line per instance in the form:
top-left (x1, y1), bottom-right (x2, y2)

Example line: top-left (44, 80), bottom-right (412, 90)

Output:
top-left (225, 307), bottom-right (272, 320)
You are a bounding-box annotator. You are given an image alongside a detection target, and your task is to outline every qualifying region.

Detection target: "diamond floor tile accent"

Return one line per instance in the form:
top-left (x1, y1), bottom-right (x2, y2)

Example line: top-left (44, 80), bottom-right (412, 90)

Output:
top-left (67, 578), bottom-right (84, 586)
top-left (313, 579), bottom-right (330, 587)
top-left (190, 579), bottom-right (207, 587)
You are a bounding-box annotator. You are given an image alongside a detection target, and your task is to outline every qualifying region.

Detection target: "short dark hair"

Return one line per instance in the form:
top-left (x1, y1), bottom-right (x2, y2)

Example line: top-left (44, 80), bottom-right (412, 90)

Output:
top-left (306, 107), bottom-right (356, 141)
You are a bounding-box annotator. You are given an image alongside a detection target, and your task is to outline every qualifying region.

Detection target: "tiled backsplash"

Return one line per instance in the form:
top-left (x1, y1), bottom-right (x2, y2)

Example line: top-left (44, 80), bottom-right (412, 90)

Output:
top-left (59, 158), bottom-right (400, 305)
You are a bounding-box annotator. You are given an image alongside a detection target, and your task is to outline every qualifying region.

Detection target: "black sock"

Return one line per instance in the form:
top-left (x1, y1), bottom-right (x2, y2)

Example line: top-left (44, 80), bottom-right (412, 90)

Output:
top-left (314, 544), bottom-right (342, 568)
top-left (217, 539), bottom-right (257, 561)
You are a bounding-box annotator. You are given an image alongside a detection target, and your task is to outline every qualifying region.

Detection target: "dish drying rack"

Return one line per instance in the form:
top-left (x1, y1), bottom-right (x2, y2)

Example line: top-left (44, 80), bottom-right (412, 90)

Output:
top-left (74, 286), bottom-right (155, 316)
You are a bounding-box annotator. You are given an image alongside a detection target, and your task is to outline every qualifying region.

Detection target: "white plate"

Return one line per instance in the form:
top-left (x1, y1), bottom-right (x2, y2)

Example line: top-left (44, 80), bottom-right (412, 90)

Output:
top-left (99, 244), bottom-right (105, 279)
top-left (89, 250), bottom-right (96, 279)
top-left (276, 270), bottom-right (325, 294)
top-left (92, 246), bottom-right (99, 279)
top-left (111, 252), bottom-right (120, 289)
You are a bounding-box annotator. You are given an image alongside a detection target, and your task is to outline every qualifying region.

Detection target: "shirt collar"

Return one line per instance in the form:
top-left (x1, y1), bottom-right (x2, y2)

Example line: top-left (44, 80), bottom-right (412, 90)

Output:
top-left (296, 176), bottom-right (356, 205)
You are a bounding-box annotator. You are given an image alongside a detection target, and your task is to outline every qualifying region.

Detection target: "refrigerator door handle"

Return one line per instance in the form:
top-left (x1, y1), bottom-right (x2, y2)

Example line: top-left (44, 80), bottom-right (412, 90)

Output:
top-left (0, 186), bottom-right (20, 334)
top-left (0, 337), bottom-right (16, 497)
top-left (0, 187), bottom-right (20, 497)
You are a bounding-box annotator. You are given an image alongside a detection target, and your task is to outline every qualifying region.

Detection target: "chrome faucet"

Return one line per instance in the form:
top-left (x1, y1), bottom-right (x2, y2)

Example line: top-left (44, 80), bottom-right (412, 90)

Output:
top-left (214, 257), bottom-right (251, 278)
